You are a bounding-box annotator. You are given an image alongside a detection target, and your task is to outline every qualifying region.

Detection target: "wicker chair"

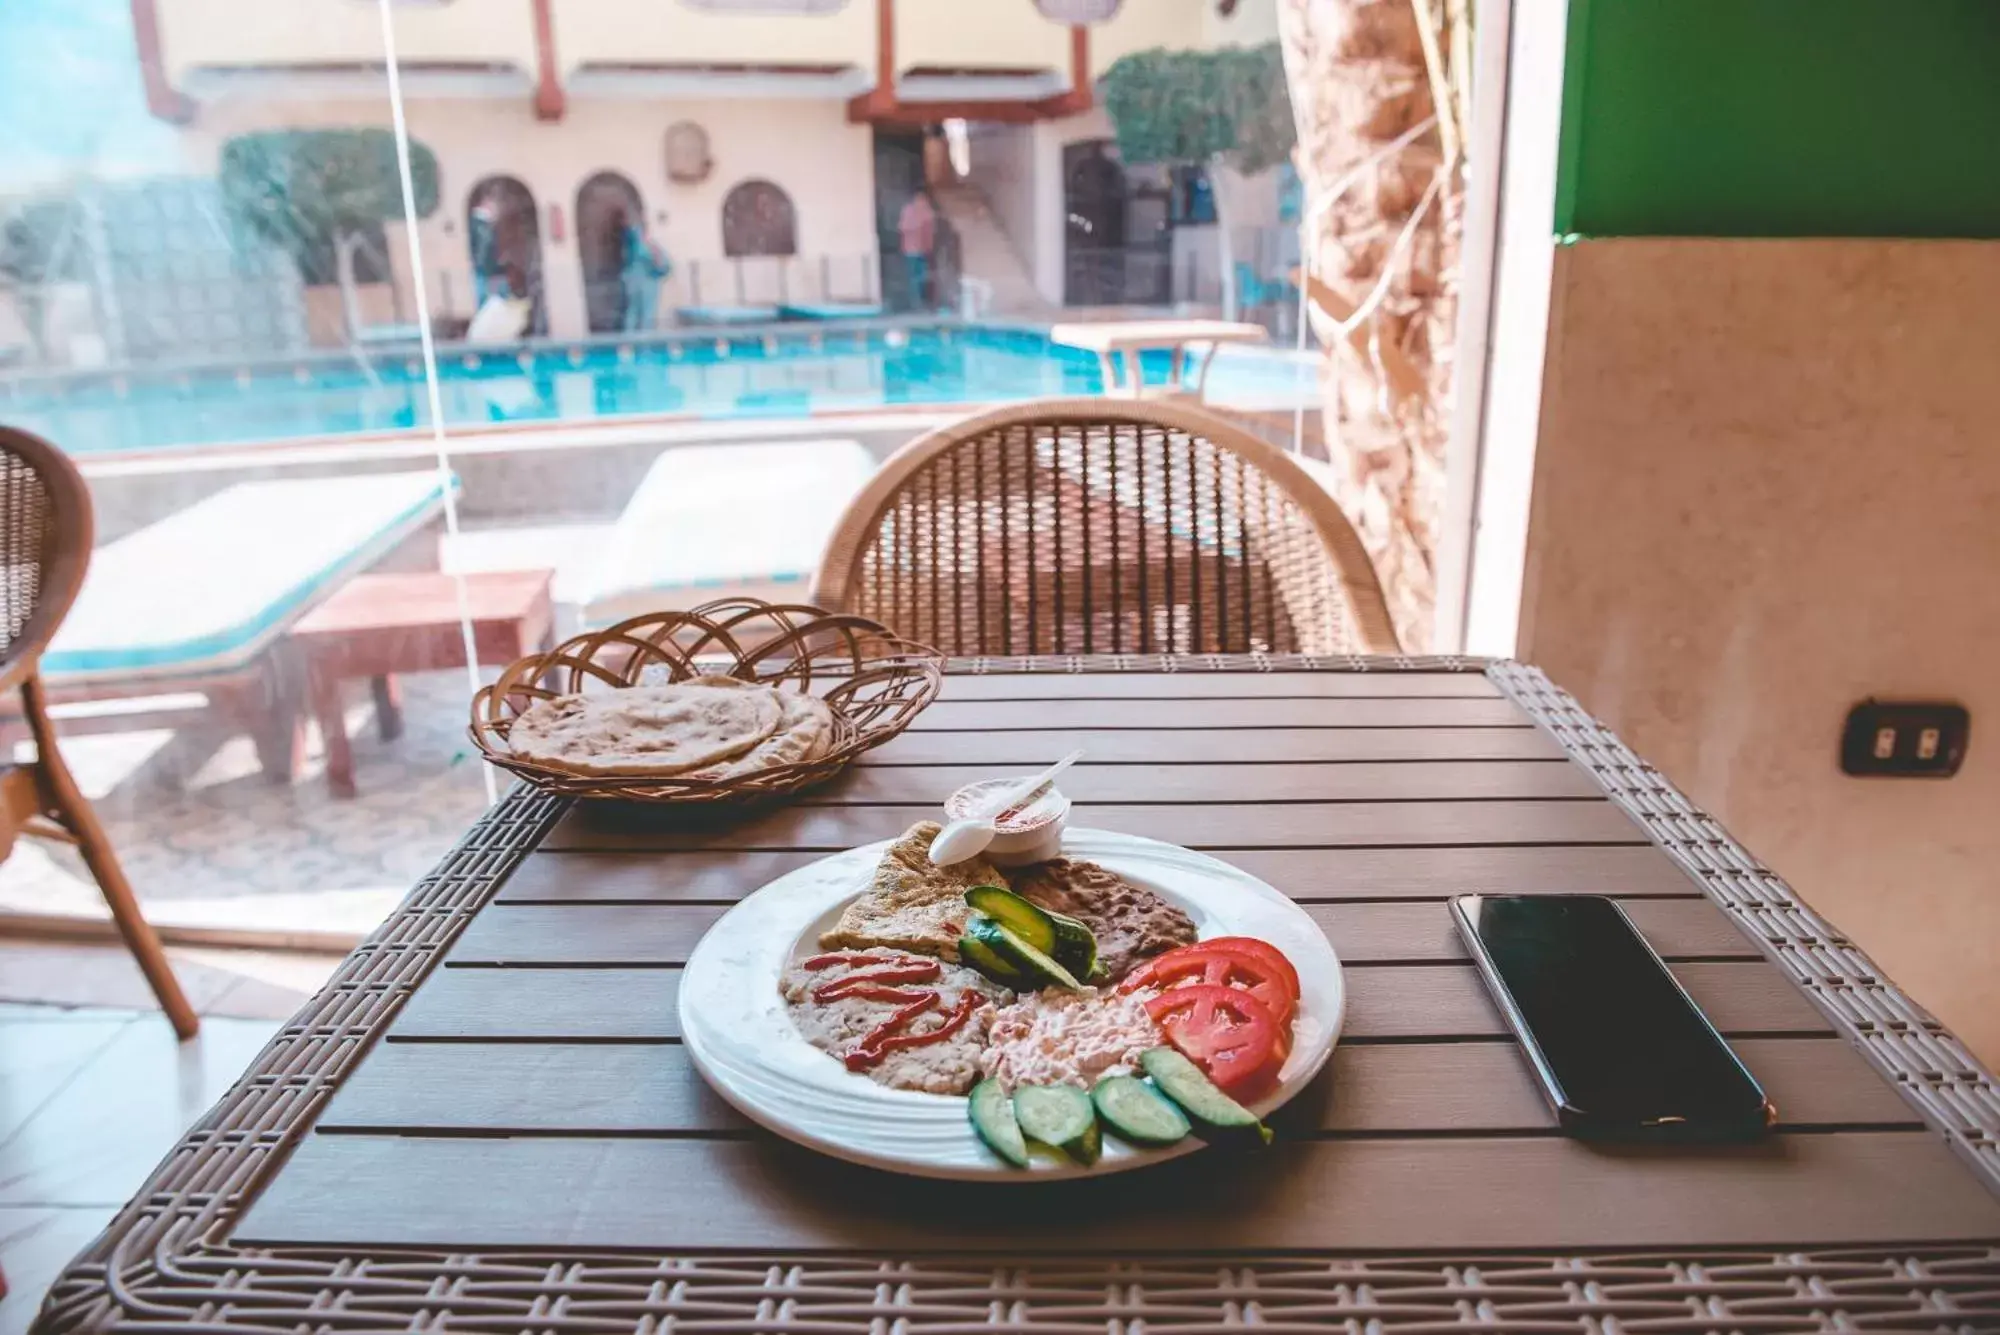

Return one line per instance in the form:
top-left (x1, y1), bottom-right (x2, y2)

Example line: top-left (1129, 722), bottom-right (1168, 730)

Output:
top-left (813, 399), bottom-right (1401, 656)
top-left (0, 427), bottom-right (197, 1038)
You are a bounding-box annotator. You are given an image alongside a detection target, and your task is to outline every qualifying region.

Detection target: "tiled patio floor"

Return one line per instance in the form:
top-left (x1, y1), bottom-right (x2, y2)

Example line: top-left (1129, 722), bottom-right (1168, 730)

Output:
top-left (0, 670), bottom-right (492, 941)
top-left (0, 947), bottom-right (341, 1335)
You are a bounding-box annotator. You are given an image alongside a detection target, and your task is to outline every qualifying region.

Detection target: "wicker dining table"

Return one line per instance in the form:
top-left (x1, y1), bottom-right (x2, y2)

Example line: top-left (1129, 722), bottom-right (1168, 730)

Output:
top-left (32, 656), bottom-right (2000, 1333)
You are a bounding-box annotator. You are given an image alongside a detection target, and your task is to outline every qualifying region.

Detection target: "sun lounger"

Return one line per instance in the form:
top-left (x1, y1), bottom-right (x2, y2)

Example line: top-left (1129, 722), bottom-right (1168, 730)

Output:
top-left (39, 470), bottom-right (453, 776)
top-left (466, 295), bottom-right (533, 344)
top-left (580, 439), bottom-right (875, 626)
top-left (673, 305), bottom-right (782, 327)
top-left (779, 302), bottom-right (884, 321)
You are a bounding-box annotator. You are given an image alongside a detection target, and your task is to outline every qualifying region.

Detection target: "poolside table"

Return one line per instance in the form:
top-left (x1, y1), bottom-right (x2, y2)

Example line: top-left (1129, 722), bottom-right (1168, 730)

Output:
top-left (31, 657), bottom-right (2000, 1333)
top-left (1050, 319), bottom-right (1269, 401)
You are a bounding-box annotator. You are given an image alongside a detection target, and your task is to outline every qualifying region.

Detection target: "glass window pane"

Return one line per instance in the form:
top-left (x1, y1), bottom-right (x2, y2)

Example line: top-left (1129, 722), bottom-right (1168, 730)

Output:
top-left (0, 0), bottom-right (492, 1008)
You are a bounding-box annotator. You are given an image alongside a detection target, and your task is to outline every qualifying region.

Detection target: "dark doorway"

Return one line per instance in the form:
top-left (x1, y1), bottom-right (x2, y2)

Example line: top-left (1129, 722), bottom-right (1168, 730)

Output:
top-left (577, 171), bottom-right (644, 333)
top-left (466, 175), bottom-right (546, 334)
top-left (871, 128), bottom-right (959, 313)
top-left (1063, 139), bottom-right (1170, 307)
top-left (872, 129), bottom-right (923, 311)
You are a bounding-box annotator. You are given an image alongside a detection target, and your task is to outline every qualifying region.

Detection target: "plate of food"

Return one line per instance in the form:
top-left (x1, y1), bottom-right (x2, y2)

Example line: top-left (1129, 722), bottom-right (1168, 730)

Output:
top-left (679, 789), bottom-right (1344, 1179)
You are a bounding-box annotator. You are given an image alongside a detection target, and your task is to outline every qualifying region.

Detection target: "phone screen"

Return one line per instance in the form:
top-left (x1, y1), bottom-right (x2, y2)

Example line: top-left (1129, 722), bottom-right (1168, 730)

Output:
top-left (1452, 895), bottom-right (1772, 1138)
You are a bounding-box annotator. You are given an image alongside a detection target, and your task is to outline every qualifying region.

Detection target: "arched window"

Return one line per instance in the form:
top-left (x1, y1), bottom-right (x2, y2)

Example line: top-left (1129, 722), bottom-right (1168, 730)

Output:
top-left (721, 180), bottom-right (797, 258)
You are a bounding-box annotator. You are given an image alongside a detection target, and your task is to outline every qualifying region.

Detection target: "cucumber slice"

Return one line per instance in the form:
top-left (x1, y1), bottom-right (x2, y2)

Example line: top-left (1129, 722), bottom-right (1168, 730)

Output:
top-left (965, 915), bottom-right (1027, 968)
top-left (965, 885), bottom-right (1058, 954)
top-left (969, 915), bottom-right (1083, 991)
top-left (1140, 1047), bottom-right (1273, 1145)
top-left (1092, 1074), bottom-right (1191, 1147)
top-left (968, 1079), bottom-right (1030, 1167)
top-left (1072, 1112), bottom-right (1102, 1164)
top-left (1045, 911), bottom-right (1099, 981)
top-left (958, 934), bottom-right (1028, 988)
top-left (965, 885), bottom-right (1100, 980)
top-left (1012, 1084), bottom-right (1100, 1164)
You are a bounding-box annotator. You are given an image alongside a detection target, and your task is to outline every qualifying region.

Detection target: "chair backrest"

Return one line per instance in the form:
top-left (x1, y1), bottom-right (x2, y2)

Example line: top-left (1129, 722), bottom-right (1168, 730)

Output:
top-left (813, 398), bottom-right (1401, 656)
top-left (0, 427), bottom-right (94, 692)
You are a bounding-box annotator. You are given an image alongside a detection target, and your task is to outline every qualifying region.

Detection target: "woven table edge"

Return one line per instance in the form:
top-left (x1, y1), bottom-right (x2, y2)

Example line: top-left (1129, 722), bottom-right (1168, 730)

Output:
top-left (1486, 661), bottom-right (2000, 1199)
top-left (946, 652), bottom-right (1493, 673)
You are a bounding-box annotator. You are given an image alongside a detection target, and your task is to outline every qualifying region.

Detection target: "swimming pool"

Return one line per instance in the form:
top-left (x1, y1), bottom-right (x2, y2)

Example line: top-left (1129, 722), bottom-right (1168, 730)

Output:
top-left (0, 323), bottom-right (1316, 456)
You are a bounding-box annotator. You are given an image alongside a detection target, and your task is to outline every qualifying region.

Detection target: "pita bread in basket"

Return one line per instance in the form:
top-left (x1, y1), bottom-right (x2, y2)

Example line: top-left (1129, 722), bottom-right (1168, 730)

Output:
top-left (468, 599), bottom-right (942, 805)
top-left (507, 675), bottom-right (786, 777)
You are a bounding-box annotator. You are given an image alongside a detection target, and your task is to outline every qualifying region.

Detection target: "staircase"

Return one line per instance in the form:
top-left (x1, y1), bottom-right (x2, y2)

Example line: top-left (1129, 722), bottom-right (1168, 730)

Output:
top-left (929, 181), bottom-right (1049, 316)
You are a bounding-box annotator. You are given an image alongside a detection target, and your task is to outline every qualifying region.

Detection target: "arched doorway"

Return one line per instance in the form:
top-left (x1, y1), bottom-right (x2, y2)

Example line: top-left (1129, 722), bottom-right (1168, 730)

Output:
top-left (1063, 141), bottom-right (1127, 306)
top-left (1062, 140), bottom-right (1172, 307)
top-left (576, 171), bottom-right (644, 334)
top-left (465, 175), bottom-right (546, 335)
top-left (721, 180), bottom-right (797, 257)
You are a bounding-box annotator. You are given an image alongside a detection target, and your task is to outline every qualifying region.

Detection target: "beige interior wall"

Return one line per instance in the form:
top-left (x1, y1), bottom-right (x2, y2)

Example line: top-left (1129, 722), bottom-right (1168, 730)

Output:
top-left (1522, 237), bottom-right (2000, 1066)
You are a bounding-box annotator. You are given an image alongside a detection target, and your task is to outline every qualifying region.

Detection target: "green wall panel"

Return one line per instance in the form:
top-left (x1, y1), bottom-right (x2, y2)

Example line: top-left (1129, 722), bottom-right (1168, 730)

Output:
top-left (1556, 0), bottom-right (2000, 238)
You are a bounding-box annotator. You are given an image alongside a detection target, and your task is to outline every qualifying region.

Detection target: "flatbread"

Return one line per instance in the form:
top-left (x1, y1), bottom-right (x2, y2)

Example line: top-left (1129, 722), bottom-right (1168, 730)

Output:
top-left (819, 821), bottom-right (1002, 960)
top-left (508, 675), bottom-right (783, 776)
top-left (696, 688), bottom-right (836, 778)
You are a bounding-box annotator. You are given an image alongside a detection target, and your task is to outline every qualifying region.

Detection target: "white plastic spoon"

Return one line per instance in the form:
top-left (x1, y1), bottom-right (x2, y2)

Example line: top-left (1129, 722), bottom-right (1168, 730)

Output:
top-left (929, 749), bottom-right (1085, 867)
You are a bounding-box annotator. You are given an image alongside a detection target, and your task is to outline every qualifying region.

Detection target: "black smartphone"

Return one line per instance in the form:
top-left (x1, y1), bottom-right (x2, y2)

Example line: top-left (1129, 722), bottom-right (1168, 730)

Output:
top-left (1450, 894), bottom-right (1775, 1141)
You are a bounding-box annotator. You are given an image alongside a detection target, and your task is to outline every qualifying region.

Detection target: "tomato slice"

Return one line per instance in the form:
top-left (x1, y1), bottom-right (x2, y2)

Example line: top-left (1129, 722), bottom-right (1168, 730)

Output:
top-left (1142, 984), bottom-right (1284, 1099)
top-left (1120, 946), bottom-right (1296, 1032)
top-left (1198, 937), bottom-right (1301, 1000)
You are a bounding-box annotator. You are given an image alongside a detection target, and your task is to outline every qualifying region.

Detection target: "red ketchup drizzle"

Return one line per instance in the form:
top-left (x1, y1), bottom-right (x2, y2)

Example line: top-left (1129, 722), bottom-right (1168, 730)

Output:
top-left (808, 955), bottom-right (942, 1001)
top-left (804, 954), bottom-right (983, 1072)
top-left (843, 995), bottom-right (941, 1070)
top-left (803, 952), bottom-right (931, 970)
top-left (849, 990), bottom-right (981, 1070)
top-left (823, 984), bottom-right (936, 1005)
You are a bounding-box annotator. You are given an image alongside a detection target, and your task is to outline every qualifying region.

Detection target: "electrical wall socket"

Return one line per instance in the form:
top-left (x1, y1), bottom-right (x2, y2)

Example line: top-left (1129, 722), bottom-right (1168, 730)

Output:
top-left (1840, 700), bottom-right (1970, 777)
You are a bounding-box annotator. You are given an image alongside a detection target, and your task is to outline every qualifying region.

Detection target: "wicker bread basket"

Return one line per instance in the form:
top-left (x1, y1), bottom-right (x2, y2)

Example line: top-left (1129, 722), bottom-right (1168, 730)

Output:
top-left (469, 599), bottom-right (943, 803)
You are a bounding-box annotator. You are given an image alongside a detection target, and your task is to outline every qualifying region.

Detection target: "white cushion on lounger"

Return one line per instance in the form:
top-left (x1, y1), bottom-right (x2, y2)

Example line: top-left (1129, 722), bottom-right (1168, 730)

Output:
top-left (582, 439), bottom-right (875, 626)
top-left (44, 470), bottom-right (451, 681)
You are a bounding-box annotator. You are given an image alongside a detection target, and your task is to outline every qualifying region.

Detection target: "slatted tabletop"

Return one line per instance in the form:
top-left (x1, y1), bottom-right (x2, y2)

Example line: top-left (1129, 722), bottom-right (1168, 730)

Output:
top-left (35, 661), bottom-right (2000, 1334)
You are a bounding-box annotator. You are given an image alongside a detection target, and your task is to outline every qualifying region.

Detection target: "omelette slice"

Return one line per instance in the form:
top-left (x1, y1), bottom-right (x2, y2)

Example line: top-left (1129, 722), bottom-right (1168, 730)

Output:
top-left (819, 821), bottom-right (1002, 960)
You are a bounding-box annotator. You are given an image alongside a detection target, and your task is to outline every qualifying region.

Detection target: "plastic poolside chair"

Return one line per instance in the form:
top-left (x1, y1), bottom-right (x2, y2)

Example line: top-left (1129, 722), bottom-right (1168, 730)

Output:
top-left (0, 426), bottom-right (197, 1038)
top-left (813, 398), bottom-right (1401, 657)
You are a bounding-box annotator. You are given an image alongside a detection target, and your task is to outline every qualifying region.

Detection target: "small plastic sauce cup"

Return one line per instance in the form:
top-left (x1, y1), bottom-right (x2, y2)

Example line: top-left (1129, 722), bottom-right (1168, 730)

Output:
top-left (944, 779), bottom-right (1070, 867)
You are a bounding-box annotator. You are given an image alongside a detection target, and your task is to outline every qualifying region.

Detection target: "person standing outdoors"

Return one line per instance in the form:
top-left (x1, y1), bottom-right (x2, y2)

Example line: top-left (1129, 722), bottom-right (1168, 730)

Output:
top-left (620, 208), bottom-right (670, 333)
top-left (897, 190), bottom-right (936, 311)
top-left (468, 197), bottom-right (504, 306)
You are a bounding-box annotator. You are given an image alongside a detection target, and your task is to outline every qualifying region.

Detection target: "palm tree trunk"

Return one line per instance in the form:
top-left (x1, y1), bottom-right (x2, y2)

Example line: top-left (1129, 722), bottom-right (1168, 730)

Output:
top-left (1278, 0), bottom-right (1465, 652)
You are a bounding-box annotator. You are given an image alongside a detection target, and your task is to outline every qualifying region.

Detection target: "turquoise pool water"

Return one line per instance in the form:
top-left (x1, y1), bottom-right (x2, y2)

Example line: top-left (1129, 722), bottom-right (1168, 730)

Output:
top-left (1, 323), bottom-right (1313, 456)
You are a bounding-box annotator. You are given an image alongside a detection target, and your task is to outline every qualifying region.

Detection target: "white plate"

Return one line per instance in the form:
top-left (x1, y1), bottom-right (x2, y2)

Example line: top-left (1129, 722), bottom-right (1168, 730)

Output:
top-left (678, 827), bottom-right (1345, 1180)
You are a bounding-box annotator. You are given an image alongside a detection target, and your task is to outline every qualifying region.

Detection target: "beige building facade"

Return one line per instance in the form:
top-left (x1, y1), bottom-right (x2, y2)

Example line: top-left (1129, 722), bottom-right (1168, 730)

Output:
top-left (130, 0), bottom-right (1280, 341)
